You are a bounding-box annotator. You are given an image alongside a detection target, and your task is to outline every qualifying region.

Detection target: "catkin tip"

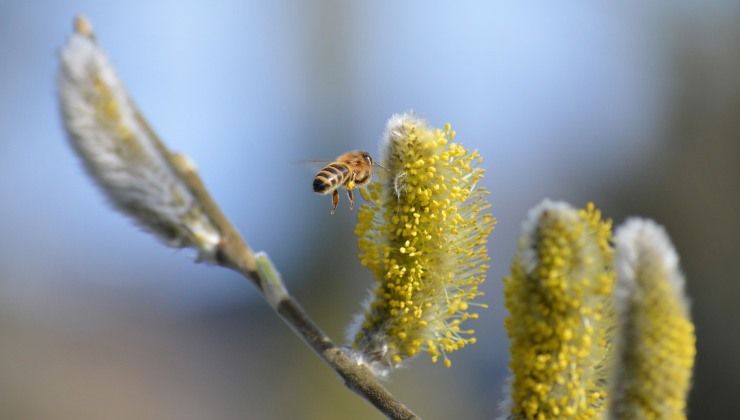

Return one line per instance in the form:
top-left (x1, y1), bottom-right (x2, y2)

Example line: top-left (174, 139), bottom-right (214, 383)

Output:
top-left (74, 15), bottom-right (94, 38)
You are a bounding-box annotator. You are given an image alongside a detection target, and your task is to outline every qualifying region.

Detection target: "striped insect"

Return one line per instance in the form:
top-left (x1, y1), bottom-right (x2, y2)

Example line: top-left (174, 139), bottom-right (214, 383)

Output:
top-left (312, 150), bottom-right (376, 214)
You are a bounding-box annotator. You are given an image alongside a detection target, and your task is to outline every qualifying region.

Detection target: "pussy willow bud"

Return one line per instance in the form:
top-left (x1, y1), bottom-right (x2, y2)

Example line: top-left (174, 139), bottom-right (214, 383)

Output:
top-left (503, 200), bottom-right (614, 419)
top-left (610, 218), bottom-right (695, 419)
top-left (349, 113), bottom-right (495, 376)
top-left (58, 16), bottom-right (221, 261)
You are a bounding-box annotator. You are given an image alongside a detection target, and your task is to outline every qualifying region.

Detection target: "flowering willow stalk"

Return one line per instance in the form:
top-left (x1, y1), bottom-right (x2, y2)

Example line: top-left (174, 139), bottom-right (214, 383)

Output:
top-left (58, 16), bottom-right (221, 261)
top-left (503, 201), bottom-right (614, 419)
top-left (57, 17), bottom-right (420, 419)
top-left (610, 219), bottom-right (696, 419)
top-left (349, 113), bottom-right (495, 375)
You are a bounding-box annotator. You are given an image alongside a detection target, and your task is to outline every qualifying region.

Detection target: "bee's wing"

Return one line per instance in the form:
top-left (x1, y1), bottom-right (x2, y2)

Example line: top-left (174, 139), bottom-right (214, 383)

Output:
top-left (297, 159), bottom-right (333, 164)
top-left (293, 159), bottom-right (333, 174)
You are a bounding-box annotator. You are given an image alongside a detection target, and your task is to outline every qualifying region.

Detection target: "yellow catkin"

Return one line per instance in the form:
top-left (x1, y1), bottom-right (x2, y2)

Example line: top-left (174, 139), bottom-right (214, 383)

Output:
top-left (503, 201), bottom-right (614, 419)
top-left (351, 113), bottom-right (495, 374)
top-left (610, 218), bottom-right (696, 420)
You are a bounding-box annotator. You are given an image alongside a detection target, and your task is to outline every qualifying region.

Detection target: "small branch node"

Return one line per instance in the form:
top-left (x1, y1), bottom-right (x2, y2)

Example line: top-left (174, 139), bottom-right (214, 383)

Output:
top-left (255, 252), bottom-right (289, 308)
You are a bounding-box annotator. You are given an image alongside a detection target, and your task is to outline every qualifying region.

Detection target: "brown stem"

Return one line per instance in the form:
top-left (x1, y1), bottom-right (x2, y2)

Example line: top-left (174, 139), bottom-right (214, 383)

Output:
top-left (70, 15), bottom-right (420, 419)
top-left (275, 296), bottom-right (419, 419)
top-left (166, 126), bottom-right (420, 420)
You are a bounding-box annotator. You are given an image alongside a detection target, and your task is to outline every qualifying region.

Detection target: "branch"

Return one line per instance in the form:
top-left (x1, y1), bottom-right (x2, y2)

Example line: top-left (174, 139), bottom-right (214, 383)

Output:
top-left (60, 16), bottom-right (419, 420)
top-left (256, 254), bottom-right (420, 419)
top-left (172, 154), bottom-right (420, 419)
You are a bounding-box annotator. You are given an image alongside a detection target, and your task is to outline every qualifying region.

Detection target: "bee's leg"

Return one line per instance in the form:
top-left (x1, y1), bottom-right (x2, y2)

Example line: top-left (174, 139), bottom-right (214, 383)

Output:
top-left (346, 171), bottom-right (356, 191)
top-left (330, 189), bottom-right (339, 215)
top-left (346, 188), bottom-right (355, 210)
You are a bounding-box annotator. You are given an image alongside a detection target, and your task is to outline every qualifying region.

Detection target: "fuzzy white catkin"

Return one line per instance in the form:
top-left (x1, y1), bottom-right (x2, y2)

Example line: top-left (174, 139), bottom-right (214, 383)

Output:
top-left (58, 18), bottom-right (221, 260)
top-left (610, 218), bottom-right (695, 419)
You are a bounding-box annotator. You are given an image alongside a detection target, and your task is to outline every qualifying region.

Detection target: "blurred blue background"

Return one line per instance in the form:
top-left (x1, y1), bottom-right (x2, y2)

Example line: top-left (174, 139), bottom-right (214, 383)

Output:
top-left (1, 1), bottom-right (739, 419)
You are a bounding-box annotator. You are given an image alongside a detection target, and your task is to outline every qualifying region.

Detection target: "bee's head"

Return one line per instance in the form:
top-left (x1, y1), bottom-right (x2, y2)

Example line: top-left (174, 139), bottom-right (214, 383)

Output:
top-left (360, 151), bottom-right (373, 166)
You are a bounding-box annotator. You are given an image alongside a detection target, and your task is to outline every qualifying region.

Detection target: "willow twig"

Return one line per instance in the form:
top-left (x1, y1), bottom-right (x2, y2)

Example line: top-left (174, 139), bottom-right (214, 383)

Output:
top-left (170, 152), bottom-right (419, 419)
top-left (61, 15), bottom-right (419, 419)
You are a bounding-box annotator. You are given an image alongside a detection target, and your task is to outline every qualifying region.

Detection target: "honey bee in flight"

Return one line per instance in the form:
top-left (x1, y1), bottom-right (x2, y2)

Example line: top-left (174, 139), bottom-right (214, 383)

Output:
top-left (312, 150), bottom-right (378, 214)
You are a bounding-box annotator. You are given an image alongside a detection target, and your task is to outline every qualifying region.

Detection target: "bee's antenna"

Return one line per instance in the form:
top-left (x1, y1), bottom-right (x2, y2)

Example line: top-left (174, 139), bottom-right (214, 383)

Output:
top-left (375, 162), bottom-right (389, 171)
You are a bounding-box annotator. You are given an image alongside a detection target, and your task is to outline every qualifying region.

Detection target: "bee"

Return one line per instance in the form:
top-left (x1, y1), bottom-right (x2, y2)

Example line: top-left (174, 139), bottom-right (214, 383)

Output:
top-left (312, 150), bottom-right (377, 214)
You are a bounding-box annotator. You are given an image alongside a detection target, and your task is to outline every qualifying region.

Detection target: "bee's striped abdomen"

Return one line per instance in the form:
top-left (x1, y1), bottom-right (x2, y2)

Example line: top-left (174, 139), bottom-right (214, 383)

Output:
top-left (313, 162), bottom-right (350, 194)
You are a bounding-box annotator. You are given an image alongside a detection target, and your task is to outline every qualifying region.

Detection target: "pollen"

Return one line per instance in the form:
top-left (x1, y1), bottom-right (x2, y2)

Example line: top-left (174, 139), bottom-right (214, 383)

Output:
top-left (503, 200), bottom-right (614, 419)
top-left (350, 113), bottom-right (495, 374)
top-left (610, 218), bottom-right (696, 419)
